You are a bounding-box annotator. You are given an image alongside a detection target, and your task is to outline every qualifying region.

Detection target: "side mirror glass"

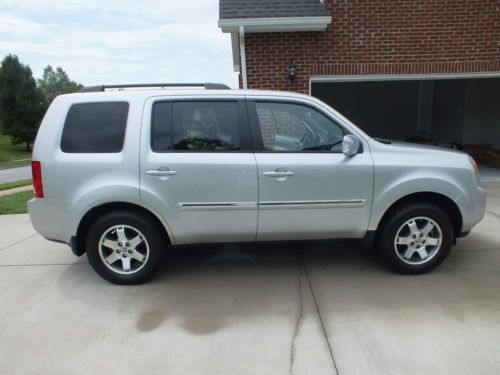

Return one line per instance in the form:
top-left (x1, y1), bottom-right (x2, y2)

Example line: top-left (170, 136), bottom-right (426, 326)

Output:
top-left (342, 135), bottom-right (360, 156)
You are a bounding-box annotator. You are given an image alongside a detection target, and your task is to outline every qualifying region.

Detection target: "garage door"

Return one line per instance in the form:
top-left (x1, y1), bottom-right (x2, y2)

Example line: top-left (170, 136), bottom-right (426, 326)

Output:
top-left (311, 77), bottom-right (500, 150)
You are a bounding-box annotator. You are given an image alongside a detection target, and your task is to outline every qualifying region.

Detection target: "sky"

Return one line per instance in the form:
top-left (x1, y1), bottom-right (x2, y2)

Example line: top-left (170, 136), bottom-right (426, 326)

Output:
top-left (0, 0), bottom-right (239, 88)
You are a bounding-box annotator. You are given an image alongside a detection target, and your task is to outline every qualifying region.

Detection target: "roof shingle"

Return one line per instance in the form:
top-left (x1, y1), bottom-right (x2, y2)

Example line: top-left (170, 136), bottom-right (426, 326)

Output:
top-left (219, 0), bottom-right (330, 19)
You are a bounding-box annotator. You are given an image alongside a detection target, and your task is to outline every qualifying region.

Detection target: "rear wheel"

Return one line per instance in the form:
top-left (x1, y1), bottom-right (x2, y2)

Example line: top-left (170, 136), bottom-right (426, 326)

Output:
top-left (86, 211), bottom-right (165, 284)
top-left (377, 203), bottom-right (454, 274)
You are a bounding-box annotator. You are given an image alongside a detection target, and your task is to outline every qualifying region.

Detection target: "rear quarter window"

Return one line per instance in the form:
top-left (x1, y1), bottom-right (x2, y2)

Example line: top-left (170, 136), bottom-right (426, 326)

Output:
top-left (61, 102), bottom-right (129, 153)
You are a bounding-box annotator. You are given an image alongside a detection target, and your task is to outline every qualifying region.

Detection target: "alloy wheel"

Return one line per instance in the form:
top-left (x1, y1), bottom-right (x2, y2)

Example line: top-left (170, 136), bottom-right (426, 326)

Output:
top-left (98, 225), bottom-right (150, 275)
top-left (394, 216), bottom-right (443, 265)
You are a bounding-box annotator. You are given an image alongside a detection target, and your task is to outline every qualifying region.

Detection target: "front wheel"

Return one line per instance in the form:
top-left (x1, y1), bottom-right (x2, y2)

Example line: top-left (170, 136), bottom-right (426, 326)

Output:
top-left (86, 211), bottom-right (165, 284)
top-left (377, 203), bottom-right (454, 274)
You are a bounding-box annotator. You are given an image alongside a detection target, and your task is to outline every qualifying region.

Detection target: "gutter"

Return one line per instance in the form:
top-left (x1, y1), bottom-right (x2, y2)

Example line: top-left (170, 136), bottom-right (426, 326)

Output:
top-left (220, 15), bottom-right (332, 87)
top-left (239, 26), bottom-right (248, 89)
top-left (218, 16), bottom-right (332, 33)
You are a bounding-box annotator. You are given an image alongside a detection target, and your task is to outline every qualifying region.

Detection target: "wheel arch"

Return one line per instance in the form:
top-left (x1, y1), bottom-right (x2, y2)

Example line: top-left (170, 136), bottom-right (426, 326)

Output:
top-left (74, 202), bottom-right (174, 256)
top-left (374, 192), bottom-right (463, 240)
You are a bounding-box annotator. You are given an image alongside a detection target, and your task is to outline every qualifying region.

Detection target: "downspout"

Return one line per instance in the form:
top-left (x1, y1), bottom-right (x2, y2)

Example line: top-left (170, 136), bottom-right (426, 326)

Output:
top-left (239, 25), bottom-right (248, 89)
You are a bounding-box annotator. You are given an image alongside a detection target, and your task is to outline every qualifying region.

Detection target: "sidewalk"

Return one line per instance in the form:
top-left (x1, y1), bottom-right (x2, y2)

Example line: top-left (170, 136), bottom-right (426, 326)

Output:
top-left (0, 185), bottom-right (32, 197)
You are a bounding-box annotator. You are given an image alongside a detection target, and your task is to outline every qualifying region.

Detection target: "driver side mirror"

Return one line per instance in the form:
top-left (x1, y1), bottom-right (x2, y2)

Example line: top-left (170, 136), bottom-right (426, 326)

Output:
top-left (342, 135), bottom-right (360, 156)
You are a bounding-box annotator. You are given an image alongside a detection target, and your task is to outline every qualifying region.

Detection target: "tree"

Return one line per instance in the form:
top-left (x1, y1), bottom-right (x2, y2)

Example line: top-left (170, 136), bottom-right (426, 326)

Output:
top-left (0, 55), bottom-right (45, 150)
top-left (37, 65), bottom-right (83, 104)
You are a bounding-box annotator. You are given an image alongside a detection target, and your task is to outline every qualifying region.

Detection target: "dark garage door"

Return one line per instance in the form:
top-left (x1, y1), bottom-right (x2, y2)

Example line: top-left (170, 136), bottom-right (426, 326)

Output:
top-left (312, 77), bottom-right (500, 150)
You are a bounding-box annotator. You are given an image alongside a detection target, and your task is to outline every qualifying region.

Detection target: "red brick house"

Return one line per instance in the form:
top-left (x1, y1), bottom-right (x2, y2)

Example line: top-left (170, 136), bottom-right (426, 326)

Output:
top-left (218, 0), bottom-right (500, 148)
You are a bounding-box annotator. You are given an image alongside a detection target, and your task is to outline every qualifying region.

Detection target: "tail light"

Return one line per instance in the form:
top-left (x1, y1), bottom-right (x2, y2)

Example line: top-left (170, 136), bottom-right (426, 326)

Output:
top-left (32, 161), bottom-right (44, 198)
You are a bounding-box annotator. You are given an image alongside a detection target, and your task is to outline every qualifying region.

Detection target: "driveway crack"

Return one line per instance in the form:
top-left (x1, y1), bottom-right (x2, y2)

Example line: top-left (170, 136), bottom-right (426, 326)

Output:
top-left (289, 261), bottom-right (304, 375)
top-left (303, 259), bottom-right (340, 375)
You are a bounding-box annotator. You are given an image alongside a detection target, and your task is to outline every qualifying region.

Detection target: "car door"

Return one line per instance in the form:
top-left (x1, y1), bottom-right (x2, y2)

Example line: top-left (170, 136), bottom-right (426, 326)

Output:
top-left (247, 97), bottom-right (374, 241)
top-left (140, 96), bottom-right (258, 244)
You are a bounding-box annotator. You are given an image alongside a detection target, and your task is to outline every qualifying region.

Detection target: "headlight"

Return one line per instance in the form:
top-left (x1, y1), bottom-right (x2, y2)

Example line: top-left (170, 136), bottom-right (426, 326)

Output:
top-left (469, 156), bottom-right (480, 177)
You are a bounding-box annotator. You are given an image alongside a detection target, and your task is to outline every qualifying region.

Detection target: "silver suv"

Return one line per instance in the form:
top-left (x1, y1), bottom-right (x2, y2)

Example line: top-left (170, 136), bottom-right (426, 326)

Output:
top-left (28, 83), bottom-right (486, 284)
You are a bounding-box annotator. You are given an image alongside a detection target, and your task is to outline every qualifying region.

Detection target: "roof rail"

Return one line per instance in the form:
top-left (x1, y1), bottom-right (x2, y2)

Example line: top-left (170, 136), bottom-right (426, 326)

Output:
top-left (81, 83), bottom-right (231, 92)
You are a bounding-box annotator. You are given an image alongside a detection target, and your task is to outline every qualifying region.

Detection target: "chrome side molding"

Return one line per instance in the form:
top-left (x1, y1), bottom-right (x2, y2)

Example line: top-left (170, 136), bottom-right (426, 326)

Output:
top-left (177, 199), bottom-right (366, 211)
top-left (259, 199), bottom-right (366, 209)
top-left (178, 202), bottom-right (258, 211)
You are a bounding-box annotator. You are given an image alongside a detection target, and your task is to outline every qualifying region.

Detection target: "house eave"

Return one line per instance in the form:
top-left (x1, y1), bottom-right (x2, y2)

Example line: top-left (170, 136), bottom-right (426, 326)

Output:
top-left (218, 16), bottom-right (332, 33)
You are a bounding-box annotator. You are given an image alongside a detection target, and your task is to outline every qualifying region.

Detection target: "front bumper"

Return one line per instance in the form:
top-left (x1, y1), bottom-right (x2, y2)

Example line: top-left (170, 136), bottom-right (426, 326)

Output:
top-left (455, 185), bottom-right (487, 233)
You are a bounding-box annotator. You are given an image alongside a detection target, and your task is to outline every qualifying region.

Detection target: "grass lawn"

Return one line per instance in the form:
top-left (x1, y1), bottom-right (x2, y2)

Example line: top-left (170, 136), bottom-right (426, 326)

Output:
top-left (0, 190), bottom-right (33, 214)
top-left (0, 179), bottom-right (32, 191)
top-left (0, 134), bottom-right (32, 169)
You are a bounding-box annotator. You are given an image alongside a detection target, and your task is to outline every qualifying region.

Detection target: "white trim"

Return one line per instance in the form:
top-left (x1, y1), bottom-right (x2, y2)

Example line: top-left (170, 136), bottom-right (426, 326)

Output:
top-left (239, 26), bottom-right (248, 89)
top-left (309, 72), bottom-right (500, 94)
top-left (230, 32), bottom-right (240, 72)
top-left (311, 72), bottom-right (500, 83)
top-left (219, 16), bottom-right (332, 33)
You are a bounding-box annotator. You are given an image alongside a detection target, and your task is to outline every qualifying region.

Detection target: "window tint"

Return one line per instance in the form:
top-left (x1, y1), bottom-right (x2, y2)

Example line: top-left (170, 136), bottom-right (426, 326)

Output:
top-left (61, 102), bottom-right (129, 153)
top-left (151, 102), bottom-right (172, 152)
top-left (172, 102), bottom-right (240, 151)
top-left (255, 102), bottom-right (345, 152)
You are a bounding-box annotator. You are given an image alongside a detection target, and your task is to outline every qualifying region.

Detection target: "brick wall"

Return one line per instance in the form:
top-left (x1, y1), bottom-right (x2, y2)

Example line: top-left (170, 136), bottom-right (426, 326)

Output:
top-left (242, 0), bottom-right (500, 93)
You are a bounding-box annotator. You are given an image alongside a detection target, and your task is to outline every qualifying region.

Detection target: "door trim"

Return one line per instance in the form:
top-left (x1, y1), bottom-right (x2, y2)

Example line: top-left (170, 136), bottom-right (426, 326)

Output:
top-left (259, 199), bottom-right (366, 209)
top-left (178, 202), bottom-right (258, 211)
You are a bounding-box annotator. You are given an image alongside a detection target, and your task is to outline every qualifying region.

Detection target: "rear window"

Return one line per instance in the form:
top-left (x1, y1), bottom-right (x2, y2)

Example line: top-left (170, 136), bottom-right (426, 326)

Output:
top-left (151, 101), bottom-right (240, 152)
top-left (61, 102), bottom-right (129, 153)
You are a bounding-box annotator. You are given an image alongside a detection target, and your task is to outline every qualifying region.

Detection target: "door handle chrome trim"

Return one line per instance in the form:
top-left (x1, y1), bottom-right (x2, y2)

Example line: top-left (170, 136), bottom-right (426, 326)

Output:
top-left (263, 171), bottom-right (295, 177)
top-left (145, 170), bottom-right (177, 177)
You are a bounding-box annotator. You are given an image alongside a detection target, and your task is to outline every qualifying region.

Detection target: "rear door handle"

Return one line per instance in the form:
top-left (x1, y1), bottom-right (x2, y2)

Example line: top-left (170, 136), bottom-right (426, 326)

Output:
top-left (263, 171), bottom-right (295, 177)
top-left (145, 169), bottom-right (177, 177)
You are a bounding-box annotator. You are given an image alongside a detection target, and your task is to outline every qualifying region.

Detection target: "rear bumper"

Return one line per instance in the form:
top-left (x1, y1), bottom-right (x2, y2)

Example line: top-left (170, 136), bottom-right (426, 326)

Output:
top-left (28, 198), bottom-right (73, 244)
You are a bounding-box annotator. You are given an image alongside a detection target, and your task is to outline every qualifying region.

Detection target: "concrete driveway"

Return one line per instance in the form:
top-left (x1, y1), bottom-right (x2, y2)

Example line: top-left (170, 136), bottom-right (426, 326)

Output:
top-left (0, 181), bottom-right (499, 375)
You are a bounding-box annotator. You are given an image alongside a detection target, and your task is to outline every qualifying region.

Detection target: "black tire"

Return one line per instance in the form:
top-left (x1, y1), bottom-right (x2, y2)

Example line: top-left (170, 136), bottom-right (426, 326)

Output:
top-left (376, 203), bottom-right (454, 274)
top-left (86, 210), bottom-right (166, 285)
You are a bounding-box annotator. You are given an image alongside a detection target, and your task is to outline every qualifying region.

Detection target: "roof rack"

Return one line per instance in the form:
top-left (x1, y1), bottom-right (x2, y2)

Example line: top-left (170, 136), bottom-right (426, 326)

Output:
top-left (81, 83), bottom-right (231, 92)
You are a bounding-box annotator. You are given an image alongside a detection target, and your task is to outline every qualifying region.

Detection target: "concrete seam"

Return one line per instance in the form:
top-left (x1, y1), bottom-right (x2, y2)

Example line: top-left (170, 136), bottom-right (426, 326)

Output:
top-left (0, 262), bottom-right (88, 267)
top-left (0, 233), bottom-right (37, 252)
top-left (455, 248), bottom-right (500, 253)
top-left (289, 261), bottom-right (304, 375)
top-left (486, 210), bottom-right (500, 220)
top-left (302, 259), bottom-right (340, 375)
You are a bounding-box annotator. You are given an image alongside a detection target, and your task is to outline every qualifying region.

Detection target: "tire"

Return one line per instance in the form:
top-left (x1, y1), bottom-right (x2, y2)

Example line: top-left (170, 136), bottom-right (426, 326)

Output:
top-left (86, 210), bottom-right (166, 284)
top-left (376, 203), bottom-right (454, 274)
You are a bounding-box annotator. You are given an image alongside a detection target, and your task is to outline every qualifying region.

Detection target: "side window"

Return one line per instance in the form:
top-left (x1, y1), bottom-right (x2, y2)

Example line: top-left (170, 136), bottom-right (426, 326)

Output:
top-left (151, 102), bottom-right (172, 152)
top-left (255, 102), bottom-right (345, 152)
top-left (61, 102), bottom-right (129, 153)
top-left (172, 102), bottom-right (240, 151)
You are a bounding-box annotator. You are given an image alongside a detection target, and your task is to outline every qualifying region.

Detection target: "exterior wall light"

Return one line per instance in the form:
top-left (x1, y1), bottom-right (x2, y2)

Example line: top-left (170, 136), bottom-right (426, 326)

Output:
top-left (288, 61), bottom-right (297, 82)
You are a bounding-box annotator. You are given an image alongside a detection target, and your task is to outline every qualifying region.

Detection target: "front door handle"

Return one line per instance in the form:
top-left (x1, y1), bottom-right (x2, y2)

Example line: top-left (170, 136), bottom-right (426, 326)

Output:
top-left (263, 169), bottom-right (295, 181)
top-left (263, 171), bottom-right (295, 177)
